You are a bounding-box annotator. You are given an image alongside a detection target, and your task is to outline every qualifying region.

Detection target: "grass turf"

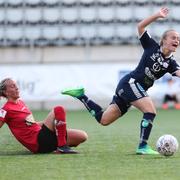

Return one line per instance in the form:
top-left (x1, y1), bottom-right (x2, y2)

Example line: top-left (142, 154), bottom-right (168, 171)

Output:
top-left (0, 109), bottom-right (180, 180)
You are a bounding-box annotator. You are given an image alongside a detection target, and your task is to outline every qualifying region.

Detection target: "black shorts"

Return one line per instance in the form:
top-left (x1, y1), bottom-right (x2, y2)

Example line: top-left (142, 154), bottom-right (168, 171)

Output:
top-left (111, 74), bottom-right (148, 115)
top-left (37, 124), bottom-right (58, 153)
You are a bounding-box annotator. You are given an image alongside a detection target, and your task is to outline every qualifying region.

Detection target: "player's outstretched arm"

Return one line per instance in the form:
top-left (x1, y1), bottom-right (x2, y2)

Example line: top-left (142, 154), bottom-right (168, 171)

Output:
top-left (137, 7), bottom-right (169, 36)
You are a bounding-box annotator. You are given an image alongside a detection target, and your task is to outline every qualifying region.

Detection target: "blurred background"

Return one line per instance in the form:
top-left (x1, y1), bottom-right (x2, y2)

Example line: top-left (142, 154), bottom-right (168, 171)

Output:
top-left (0, 0), bottom-right (180, 110)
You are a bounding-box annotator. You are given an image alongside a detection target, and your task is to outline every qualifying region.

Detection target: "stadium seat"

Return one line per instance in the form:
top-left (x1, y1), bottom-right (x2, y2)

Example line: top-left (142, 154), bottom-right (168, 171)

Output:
top-left (79, 0), bottom-right (95, 5)
top-left (61, 0), bottom-right (77, 6)
top-left (61, 25), bottom-right (81, 45)
top-left (96, 25), bottom-right (115, 44)
top-left (25, 0), bottom-right (42, 5)
top-left (24, 27), bottom-right (42, 40)
top-left (151, 0), bottom-right (167, 5)
top-left (98, 25), bottom-right (115, 38)
top-left (98, 0), bottom-right (114, 5)
top-left (115, 6), bottom-right (133, 22)
top-left (134, 0), bottom-right (148, 4)
top-left (61, 7), bottom-right (79, 23)
top-left (170, 0), bottom-right (180, 5)
top-left (0, 27), bottom-right (4, 40)
top-left (7, 0), bottom-right (24, 6)
top-left (6, 9), bottom-right (24, 23)
top-left (43, 8), bottom-right (60, 23)
top-left (134, 6), bottom-right (151, 21)
top-left (115, 0), bottom-right (131, 5)
top-left (42, 0), bottom-right (59, 3)
top-left (0, 30), bottom-right (6, 45)
top-left (0, 0), bottom-right (5, 5)
top-left (79, 25), bottom-right (97, 39)
top-left (0, 9), bottom-right (5, 23)
top-left (80, 7), bottom-right (96, 23)
top-left (98, 6), bottom-right (114, 22)
top-left (43, 27), bottom-right (60, 39)
top-left (5, 27), bottom-right (24, 46)
top-left (170, 6), bottom-right (180, 21)
top-left (25, 8), bottom-right (42, 23)
top-left (116, 24), bottom-right (135, 43)
top-left (6, 27), bottom-right (23, 40)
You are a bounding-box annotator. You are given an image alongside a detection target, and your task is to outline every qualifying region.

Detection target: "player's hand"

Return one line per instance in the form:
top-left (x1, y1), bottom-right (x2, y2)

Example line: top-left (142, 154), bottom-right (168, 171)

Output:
top-left (158, 7), bottom-right (169, 18)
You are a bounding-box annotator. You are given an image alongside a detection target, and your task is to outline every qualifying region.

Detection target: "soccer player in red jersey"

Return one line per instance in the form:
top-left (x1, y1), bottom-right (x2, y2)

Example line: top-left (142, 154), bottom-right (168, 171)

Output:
top-left (0, 78), bottom-right (88, 154)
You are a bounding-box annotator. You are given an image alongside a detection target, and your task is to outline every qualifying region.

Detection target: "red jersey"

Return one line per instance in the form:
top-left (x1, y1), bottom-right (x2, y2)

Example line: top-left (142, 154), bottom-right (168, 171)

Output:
top-left (0, 99), bottom-right (41, 153)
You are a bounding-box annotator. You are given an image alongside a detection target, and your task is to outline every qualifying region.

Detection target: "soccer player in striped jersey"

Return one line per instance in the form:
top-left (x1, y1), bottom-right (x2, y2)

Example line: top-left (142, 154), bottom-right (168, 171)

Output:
top-left (62, 7), bottom-right (180, 155)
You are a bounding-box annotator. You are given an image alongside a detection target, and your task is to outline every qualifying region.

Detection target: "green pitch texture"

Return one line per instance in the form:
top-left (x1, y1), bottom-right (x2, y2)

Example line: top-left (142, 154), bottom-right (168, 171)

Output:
top-left (0, 109), bottom-right (180, 180)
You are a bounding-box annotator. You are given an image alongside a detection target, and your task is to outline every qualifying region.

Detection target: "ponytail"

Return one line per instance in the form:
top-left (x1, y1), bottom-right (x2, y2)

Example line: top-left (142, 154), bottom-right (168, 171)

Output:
top-left (0, 78), bottom-right (11, 98)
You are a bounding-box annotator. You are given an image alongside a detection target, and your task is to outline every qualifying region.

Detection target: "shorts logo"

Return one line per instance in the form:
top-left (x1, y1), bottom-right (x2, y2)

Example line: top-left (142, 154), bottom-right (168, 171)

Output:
top-left (0, 109), bottom-right (7, 118)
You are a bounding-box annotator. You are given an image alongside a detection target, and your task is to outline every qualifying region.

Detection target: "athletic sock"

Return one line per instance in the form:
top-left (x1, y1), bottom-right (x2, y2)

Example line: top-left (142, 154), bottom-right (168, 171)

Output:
top-left (139, 112), bottom-right (156, 148)
top-left (78, 95), bottom-right (103, 123)
top-left (54, 106), bottom-right (67, 147)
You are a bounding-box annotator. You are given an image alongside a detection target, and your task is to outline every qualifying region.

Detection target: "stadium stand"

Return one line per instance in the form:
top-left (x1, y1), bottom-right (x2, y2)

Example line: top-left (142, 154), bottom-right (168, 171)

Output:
top-left (0, 0), bottom-right (180, 64)
top-left (0, 0), bottom-right (180, 48)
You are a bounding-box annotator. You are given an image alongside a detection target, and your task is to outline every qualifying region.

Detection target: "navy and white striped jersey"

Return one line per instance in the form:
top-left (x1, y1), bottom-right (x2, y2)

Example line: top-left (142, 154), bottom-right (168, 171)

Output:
top-left (130, 31), bottom-right (180, 90)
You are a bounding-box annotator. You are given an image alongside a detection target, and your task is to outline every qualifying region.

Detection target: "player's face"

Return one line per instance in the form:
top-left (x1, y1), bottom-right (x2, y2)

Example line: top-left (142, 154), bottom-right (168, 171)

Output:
top-left (163, 31), bottom-right (180, 52)
top-left (4, 79), bottom-right (20, 100)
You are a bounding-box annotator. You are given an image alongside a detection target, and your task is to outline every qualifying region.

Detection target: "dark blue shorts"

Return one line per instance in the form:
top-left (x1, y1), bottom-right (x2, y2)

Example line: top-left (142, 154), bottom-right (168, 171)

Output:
top-left (111, 74), bottom-right (148, 115)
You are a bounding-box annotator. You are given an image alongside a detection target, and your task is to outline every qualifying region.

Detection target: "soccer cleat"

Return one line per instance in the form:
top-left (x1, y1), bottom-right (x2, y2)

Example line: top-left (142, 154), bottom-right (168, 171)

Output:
top-left (136, 145), bottom-right (159, 155)
top-left (54, 145), bottom-right (78, 154)
top-left (61, 87), bottom-right (85, 98)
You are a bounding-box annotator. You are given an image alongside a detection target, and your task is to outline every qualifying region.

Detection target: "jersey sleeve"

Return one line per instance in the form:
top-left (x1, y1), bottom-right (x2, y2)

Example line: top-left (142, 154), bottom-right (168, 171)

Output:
top-left (168, 59), bottom-right (180, 76)
top-left (139, 31), bottom-right (158, 49)
top-left (0, 108), bottom-right (7, 122)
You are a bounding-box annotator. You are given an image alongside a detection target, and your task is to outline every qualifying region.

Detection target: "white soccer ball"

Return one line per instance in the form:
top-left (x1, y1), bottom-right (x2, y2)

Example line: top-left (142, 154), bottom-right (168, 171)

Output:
top-left (156, 135), bottom-right (179, 156)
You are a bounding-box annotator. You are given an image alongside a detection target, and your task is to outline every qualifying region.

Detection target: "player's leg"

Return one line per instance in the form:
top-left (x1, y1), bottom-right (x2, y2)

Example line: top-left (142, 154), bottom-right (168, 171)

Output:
top-left (42, 106), bottom-right (78, 154)
top-left (132, 96), bottom-right (158, 155)
top-left (99, 104), bottom-right (121, 125)
top-left (66, 129), bottom-right (88, 147)
top-left (61, 87), bottom-right (104, 123)
top-left (61, 87), bottom-right (129, 125)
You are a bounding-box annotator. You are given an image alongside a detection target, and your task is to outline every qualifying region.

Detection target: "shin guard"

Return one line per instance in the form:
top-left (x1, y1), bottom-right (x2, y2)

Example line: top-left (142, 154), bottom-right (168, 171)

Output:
top-left (54, 106), bottom-right (67, 147)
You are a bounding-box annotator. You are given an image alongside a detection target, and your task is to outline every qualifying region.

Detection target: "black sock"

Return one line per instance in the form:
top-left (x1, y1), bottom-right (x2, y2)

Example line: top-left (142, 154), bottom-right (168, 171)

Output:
top-left (139, 112), bottom-right (156, 148)
top-left (78, 95), bottom-right (103, 123)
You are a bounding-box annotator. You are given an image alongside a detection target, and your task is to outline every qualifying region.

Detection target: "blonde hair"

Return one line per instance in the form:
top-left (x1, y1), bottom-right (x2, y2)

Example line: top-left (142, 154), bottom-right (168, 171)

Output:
top-left (0, 78), bottom-right (12, 98)
top-left (160, 29), bottom-right (176, 46)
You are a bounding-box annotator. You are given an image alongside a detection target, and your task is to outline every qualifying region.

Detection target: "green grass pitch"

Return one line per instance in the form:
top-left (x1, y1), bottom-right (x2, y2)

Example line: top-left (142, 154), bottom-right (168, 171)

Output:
top-left (0, 109), bottom-right (180, 180)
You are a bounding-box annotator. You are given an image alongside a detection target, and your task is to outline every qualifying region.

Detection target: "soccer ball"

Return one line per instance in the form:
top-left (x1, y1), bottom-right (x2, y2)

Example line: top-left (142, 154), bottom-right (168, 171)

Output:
top-left (156, 135), bottom-right (179, 156)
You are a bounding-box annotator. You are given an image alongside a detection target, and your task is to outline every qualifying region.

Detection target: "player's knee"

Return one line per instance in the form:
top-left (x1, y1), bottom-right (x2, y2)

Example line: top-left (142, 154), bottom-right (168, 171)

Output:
top-left (72, 131), bottom-right (88, 147)
top-left (100, 117), bottom-right (112, 126)
top-left (54, 106), bottom-right (66, 121)
top-left (81, 131), bottom-right (88, 142)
